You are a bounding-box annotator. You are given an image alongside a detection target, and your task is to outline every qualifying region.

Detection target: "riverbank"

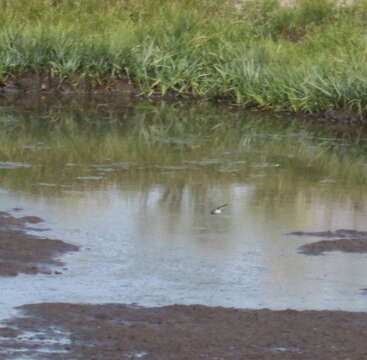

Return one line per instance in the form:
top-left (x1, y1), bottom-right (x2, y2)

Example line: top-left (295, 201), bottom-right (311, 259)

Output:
top-left (2, 0), bottom-right (367, 117)
top-left (0, 72), bottom-right (363, 130)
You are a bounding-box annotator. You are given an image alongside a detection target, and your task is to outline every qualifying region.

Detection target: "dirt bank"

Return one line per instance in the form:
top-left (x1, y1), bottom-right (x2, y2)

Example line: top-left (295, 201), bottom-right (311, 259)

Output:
top-left (0, 73), bottom-right (137, 95)
top-left (0, 211), bottom-right (78, 276)
top-left (2, 302), bottom-right (367, 359)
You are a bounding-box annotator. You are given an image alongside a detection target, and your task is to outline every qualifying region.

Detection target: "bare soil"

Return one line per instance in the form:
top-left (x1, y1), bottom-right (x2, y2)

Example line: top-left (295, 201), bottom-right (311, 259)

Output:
top-left (2, 302), bottom-right (367, 359)
top-left (0, 211), bottom-right (78, 276)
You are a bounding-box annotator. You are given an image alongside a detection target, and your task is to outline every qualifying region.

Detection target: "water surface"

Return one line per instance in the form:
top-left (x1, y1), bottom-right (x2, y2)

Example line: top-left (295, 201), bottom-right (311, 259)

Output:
top-left (1, 97), bottom-right (367, 319)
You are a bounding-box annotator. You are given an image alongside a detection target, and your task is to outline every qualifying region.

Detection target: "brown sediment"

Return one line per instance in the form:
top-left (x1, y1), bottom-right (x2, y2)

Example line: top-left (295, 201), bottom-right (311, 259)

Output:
top-left (0, 211), bottom-right (78, 276)
top-left (0, 327), bottom-right (21, 338)
top-left (0, 72), bottom-right (137, 95)
top-left (288, 229), bottom-right (367, 255)
top-left (298, 238), bottom-right (367, 255)
top-left (2, 302), bottom-right (367, 359)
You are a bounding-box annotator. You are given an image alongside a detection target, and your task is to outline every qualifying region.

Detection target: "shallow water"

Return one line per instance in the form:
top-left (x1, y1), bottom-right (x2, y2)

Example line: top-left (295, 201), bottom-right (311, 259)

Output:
top-left (1, 97), bottom-right (367, 319)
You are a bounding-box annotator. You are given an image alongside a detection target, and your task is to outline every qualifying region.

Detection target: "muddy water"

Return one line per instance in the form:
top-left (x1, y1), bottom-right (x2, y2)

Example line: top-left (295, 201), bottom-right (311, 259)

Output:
top-left (1, 98), bottom-right (367, 319)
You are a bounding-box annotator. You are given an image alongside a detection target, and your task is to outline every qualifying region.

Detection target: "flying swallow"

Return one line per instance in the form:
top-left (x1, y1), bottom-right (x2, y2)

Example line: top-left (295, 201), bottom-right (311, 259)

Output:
top-left (210, 204), bottom-right (228, 215)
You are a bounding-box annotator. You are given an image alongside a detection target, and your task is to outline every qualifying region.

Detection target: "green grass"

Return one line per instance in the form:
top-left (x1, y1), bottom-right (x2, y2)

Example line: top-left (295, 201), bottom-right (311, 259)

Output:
top-left (2, 0), bottom-right (367, 114)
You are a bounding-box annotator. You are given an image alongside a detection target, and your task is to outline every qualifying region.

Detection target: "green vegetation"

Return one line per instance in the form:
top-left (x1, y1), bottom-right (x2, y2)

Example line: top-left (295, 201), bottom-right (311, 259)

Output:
top-left (2, 0), bottom-right (367, 114)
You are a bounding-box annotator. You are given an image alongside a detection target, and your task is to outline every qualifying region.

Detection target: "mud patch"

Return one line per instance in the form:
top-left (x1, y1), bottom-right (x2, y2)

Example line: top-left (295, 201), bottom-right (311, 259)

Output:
top-left (288, 229), bottom-right (367, 255)
top-left (298, 238), bottom-right (367, 255)
top-left (0, 211), bottom-right (78, 276)
top-left (2, 303), bottom-right (367, 359)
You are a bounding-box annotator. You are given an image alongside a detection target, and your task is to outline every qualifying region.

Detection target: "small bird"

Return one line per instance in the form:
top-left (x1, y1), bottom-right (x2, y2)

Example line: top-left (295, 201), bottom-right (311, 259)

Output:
top-left (210, 204), bottom-right (228, 215)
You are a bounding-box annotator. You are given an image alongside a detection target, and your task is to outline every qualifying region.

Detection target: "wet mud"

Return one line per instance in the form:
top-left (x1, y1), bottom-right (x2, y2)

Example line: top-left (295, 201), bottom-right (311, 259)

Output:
top-left (2, 302), bottom-right (367, 359)
top-left (0, 211), bottom-right (78, 276)
top-left (288, 229), bottom-right (367, 255)
top-left (299, 238), bottom-right (367, 255)
top-left (0, 72), bottom-right (137, 95)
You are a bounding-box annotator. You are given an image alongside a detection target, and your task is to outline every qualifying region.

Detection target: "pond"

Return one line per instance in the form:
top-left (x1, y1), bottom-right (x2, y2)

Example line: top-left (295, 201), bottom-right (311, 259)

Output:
top-left (1, 95), bottom-right (367, 321)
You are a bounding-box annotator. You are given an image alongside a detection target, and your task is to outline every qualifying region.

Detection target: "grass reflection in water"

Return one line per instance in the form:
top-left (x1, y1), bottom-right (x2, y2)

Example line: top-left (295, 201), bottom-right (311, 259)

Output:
top-left (0, 100), bottom-right (366, 214)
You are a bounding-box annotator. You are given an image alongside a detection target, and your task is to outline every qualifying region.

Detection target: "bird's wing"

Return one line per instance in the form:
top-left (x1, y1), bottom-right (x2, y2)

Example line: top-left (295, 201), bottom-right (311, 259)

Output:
top-left (217, 204), bottom-right (228, 210)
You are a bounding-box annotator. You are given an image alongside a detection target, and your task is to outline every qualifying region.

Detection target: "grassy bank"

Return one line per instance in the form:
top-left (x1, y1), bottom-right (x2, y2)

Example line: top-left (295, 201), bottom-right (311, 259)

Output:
top-left (2, 0), bottom-right (367, 115)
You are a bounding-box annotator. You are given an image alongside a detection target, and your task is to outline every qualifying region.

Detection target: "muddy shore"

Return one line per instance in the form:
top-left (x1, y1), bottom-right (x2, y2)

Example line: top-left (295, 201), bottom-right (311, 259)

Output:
top-left (2, 302), bottom-right (367, 359)
top-left (0, 211), bottom-right (78, 276)
top-left (2, 213), bottom-right (367, 359)
top-left (0, 73), bottom-right (137, 96)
